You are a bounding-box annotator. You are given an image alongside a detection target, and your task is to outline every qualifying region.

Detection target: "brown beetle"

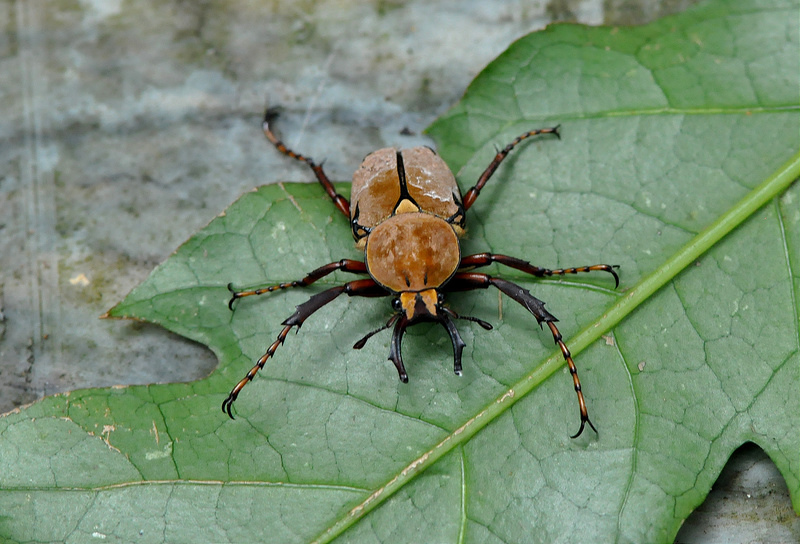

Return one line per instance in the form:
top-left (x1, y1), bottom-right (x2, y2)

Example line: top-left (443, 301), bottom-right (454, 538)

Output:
top-left (223, 109), bottom-right (619, 438)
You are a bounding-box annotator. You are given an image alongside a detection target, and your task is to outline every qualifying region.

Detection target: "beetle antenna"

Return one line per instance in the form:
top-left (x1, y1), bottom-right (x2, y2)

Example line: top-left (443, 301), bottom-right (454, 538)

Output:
top-left (440, 306), bottom-right (493, 331)
top-left (353, 314), bottom-right (400, 349)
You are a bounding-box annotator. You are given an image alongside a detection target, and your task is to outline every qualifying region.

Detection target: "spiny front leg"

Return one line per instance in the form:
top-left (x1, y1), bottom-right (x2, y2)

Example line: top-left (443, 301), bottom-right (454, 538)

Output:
top-left (489, 276), bottom-right (597, 438)
top-left (444, 272), bottom-right (598, 438)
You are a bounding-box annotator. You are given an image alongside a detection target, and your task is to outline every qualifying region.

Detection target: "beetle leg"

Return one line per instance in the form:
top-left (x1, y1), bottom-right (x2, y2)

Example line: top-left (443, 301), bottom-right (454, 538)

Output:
top-left (228, 259), bottom-right (368, 309)
top-left (262, 108), bottom-right (350, 217)
top-left (388, 315), bottom-right (410, 383)
top-left (439, 312), bottom-right (467, 376)
top-left (351, 203), bottom-right (372, 241)
top-left (440, 306), bottom-right (493, 331)
top-left (444, 272), bottom-right (597, 438)
top-left (353, 314), bottom-right (401, 349)
top-left (459, 253), bottom-right (619, 288)
top-left (444, 191), bottom-right (466, 229)
top-left (461, 126), bottom-right (560, 211)
top-left (222, 278), bottom-right (387, 418)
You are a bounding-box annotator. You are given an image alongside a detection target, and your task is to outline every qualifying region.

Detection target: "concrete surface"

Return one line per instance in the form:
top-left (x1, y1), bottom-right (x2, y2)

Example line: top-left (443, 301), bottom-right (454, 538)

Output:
top-left (0, 0), bottom-right (796, 542)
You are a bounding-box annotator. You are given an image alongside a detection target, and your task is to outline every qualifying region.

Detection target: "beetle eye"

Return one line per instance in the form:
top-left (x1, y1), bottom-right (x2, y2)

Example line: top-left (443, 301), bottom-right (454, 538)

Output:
top-left (392, 298), bottom-right (402, 311)
top-left (437, 293), bottom-right (444, 305)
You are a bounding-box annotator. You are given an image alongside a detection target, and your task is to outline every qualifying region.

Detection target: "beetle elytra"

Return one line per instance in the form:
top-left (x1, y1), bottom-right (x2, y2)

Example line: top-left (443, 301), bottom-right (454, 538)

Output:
top-left (222, 109), bottom-right (619, 438)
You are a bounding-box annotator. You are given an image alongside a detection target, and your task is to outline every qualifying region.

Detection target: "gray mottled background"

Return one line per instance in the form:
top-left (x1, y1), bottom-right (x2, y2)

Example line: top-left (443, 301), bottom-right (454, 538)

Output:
top-left (0, 1), bottom-right (796, 542)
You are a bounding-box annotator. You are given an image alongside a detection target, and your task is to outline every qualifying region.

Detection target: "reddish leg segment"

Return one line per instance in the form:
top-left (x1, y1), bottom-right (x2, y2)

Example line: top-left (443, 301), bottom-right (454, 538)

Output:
top-left (459, 253), bottom-right (619, 288)
top-left (462, 126), bottom-right (561, 211)
top-left (262, 108), bottom-right (351, 217)
top-left (222, 278), bottom-right (387, 418)
top-left (445, 271), bottom-right (597, 438)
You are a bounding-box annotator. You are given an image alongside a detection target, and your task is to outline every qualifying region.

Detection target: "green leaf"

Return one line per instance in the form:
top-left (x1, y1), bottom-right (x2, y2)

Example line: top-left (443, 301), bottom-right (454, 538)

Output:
top-left (2, 0), bottom-right (798, 542)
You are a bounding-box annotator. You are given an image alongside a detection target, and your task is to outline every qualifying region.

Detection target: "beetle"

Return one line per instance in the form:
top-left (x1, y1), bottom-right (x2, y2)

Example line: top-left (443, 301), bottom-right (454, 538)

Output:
top-left (222, 108), bottom-right (619, 438)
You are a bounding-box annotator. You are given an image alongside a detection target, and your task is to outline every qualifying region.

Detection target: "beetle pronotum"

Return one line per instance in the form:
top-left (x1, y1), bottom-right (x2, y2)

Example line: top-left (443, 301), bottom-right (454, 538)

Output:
top-left (222, 109), bottom-right (619, 438)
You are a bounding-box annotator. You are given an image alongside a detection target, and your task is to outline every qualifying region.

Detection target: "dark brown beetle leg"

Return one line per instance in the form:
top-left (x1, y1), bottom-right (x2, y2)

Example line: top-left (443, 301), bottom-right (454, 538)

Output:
top-left (440, 306), bottom-right (493, 331)
top-left (353, 314), bottom-right (401, 349)
top-left (228, 259), bottom-right (368, 309)
top-left (459, 253), bottom-right (619, 288)
top-left (222, 278), bottom-right (387, 418)
top-left (388, 315), bottom-right (410, 383)
top-left (262, 108), bottom-right (350, 217)
top-left (462, 126), bottom-right (561, 211)
top-left (439, 312), bottom-right (467, 376)
top-left (445, 272), bottom-right (597, 438)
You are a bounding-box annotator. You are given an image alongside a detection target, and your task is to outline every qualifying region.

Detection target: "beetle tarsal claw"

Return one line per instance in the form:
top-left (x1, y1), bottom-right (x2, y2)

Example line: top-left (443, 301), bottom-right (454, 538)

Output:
top-left (571, 415), bottom-right (598, 439)
top-left (226, 283), bottom-right (241, 310)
